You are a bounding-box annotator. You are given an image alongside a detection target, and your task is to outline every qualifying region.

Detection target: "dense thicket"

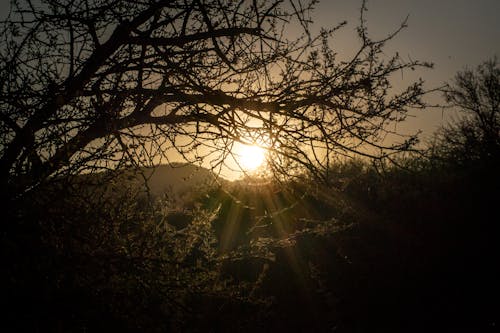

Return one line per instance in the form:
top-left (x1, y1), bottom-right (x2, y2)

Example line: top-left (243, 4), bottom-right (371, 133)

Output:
top-left (3, 141), bottom-right (498, 332)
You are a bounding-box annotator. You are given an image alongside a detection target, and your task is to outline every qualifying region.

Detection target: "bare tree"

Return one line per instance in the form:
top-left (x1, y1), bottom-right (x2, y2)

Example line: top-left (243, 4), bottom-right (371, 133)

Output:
top-left (433, 58), bottom-right (500, 163)
top-left (1, 0), bottom-right (431, 199)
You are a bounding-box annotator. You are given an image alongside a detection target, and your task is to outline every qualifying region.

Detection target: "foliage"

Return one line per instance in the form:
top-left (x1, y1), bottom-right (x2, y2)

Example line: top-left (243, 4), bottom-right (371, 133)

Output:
top-left (0, 4), bottom-right (434, 324)
top-left (3, 167), bottom-right (358, 331)
top-left (3, 141), bottom-right (499, 331)
top-left (10, 1), bottom-right (498, 331)
top-left (3, 177), bottom-right (248, 331)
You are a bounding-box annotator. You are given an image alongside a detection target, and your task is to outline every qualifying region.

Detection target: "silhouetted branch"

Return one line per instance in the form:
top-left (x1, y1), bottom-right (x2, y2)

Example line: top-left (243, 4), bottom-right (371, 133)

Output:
top-left (1, 0), bottom-right (432, 198)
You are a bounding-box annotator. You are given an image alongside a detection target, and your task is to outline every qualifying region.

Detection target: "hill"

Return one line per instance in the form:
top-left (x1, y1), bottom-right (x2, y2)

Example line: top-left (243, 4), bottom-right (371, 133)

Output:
top-left (124, 163), bottom-right (222, 198)
top-left (65, 162), bottom-right (224, 204)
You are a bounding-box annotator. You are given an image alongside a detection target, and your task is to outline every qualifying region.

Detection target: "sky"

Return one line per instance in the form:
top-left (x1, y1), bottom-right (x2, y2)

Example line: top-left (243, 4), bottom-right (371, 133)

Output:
top-left (309, 0), bottom-right (500, 140)
top-left (2, 0), bottom-right (498, 139)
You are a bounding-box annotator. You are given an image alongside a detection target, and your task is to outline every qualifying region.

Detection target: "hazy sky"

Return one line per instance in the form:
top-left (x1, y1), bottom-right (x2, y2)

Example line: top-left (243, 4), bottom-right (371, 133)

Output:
top-left (310, 0), bottom-right (500, 139)
top-left (1, 0), bottom-right (499, 139)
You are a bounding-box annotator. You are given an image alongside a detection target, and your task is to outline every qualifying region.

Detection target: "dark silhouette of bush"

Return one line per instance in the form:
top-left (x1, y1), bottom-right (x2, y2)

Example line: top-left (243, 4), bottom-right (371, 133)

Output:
top-left (4, 153), bottom-right (499, 332)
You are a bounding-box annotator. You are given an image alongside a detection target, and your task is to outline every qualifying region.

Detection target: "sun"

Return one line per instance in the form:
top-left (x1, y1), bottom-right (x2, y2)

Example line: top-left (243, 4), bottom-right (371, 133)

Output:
top-left (237, 144), bottom-right (267, 171)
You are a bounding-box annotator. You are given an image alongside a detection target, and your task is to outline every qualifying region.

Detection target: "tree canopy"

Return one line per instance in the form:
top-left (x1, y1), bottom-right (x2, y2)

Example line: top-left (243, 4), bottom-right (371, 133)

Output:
top-left (1, 0), bottom-right (431, 198)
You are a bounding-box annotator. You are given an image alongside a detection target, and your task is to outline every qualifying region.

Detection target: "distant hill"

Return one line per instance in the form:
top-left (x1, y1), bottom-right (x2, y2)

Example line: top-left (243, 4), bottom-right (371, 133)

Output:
top-left (130, 163), bottom-right (222, 197)
top-left (65, 163), bottom-right (225, 202)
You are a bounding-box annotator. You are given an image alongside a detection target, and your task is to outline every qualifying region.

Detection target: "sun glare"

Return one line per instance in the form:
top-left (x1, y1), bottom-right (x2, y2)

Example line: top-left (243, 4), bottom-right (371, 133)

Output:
top-left (237, 144), bottom-right (267, 171)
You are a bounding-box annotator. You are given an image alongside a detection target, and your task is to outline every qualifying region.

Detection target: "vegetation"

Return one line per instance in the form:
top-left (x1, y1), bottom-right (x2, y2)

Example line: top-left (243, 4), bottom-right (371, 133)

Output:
top-left (3, 107), bottom-right (498, 331)
top-left (431, 57), bottom-right (499, 167)
top-left (1, 0), bottom-right (498, 331)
